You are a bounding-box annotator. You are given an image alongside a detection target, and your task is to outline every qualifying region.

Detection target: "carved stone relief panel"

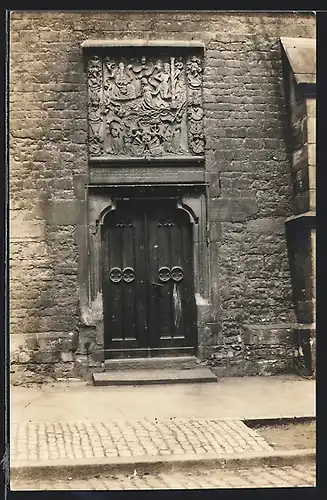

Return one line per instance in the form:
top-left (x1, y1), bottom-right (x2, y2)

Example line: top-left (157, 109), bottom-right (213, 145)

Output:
top-left (86, 53), bottom-right (204, 159)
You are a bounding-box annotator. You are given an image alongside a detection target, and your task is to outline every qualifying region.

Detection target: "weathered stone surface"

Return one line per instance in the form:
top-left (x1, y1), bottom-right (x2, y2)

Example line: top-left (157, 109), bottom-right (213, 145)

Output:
top-left (85, 51), bottom-right (204, 159)
top-left (90, 166), bottom-right (205, 184)
top-left (246, 218), bottom-right (285, 234)
top-left (280, 37), bottom-right (316, 84)
top-left (209, 221), bottom-right (222, 242)
top-left (243, 325), bottom-right (294, 345)
top-left (10, 11), bottom-right (315, 379)
top-left (41, 200), bottom-right (84, 226)
top-left (209, 198), bottom-right (258, 222)
top-left (307, 115), bottom-right (316, 144)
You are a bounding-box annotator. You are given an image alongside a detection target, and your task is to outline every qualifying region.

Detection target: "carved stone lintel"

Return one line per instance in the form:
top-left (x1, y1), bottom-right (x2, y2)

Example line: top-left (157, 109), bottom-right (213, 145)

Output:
top-left (86, 53), bottom-right (204, 159)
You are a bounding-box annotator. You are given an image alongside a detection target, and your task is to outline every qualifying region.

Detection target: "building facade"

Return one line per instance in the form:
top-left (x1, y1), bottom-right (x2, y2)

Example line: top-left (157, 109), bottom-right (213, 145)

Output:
top-left (9, 11), bottom-right (316, 382)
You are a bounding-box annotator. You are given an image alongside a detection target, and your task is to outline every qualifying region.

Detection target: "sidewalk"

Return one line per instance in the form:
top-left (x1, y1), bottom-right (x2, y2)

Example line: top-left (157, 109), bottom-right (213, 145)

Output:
top-left (10, 375), bottom-right (316, 482)
top-left (11, 374), bottom-right (315, 422)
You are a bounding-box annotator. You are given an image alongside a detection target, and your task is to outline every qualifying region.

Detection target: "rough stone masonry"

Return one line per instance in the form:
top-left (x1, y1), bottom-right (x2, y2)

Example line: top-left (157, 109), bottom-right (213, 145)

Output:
top-left (9, 11), bottom-right (316, 382)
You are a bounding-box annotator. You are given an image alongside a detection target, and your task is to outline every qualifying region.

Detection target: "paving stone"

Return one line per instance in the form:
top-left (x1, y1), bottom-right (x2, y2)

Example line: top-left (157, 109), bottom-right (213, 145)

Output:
top-left (11, 418), bottom-right (275, 463)
top-left (12, 464), bottom-right (315, 490)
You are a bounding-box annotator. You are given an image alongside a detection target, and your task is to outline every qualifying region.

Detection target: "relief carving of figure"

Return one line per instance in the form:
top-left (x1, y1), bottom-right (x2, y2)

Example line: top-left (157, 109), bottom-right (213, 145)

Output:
top-left (141, 125), bottom-right (162, 155)
top-left (88, 95), bottom-right (103, 155)
top-left (88, 53), bottom-right (203, 158)
top-left (88, 56), bottom-right (102, 92)
top-left (188, 89), bottom-right (202, 105)
top-left (159, 62), bottom-right (171, 99)
top-left (186, 55), bottom-right (203, 89)
top-left (88, 96), bottom-right (102, 122)
top-left (140, 77), bottom-right (168, 111)
top-left (140, 77), bottom-right (156, 111)
top-left (106, 120), bottom-right (126, 155)
top-left (149, 60), bottom-right (171, 100)
top-left (89, 129), bottom-right (103, 156)
top-left (115, 62), bottom-right (133, 96)
top-left (172, 59), bottom-right (184, 100)
top-left (131, 56), bottom-right (152, 79)
top-left (106, 60), bottom-right (138, 100)
top-left (160, 124), bottom-right (174, 153)
top-left (127, 123), bottom-right (161, 156)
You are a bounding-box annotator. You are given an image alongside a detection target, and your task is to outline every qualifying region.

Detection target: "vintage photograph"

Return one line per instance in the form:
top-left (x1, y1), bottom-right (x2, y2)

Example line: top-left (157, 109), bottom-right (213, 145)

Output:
top-left (9, 9), bottom-right (316, 491)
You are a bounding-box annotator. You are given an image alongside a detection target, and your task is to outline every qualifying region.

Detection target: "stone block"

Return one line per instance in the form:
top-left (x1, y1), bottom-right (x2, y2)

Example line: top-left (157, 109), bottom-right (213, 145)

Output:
top-left (74, 355), bottom-right (89, 375)
top-left (243, 324), bottom-right (294, 345)
top-left (208, 172), bottom-right (221, 197)
top-left (198, 324), bottom-right (213, 348)
top-left (10, 334), bottom-right (35, 354)
top-left (60, 351), bottom-right (75, 362)
top-left (306, 98), bottom-right (316, 117)
top-left (17, 350), bottom-right (33, 364)
top-left (309, 188), bottom-right (316, 210)
top-left (307, 115), bottom-right (316, 144)
top-left (209, 221), bottom-right (222, 242)
top-left (195, 294), bottom-right (211, 324)
top-left (32, 350), bottom-right (62, 363)
top-left (36, 332), bottom-right (77, 351)
top-left (73, 174), bottom-right (88, 199)
top-left (209, 323), bottom-right (222, 344)
top-left (10, 211), bottom-right (45, 239)
top-left (308, 144), bottom-right (316, 166)
top-left (41, 200), bottom-right (84, 226)
top-left (246, 218), bottom-right (285, 234)
top-left (25, 336), bottom-right (39, 350)
top-left (89, 349), bottom-right (105, 363)
top-left (209, 198), bottom-right (258, 222)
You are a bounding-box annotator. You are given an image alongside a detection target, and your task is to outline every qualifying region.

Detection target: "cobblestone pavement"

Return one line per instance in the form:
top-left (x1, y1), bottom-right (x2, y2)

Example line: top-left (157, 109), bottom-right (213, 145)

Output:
top-left (11, 418), bottom-right (272, 461)
top-left (11, 463), bottom-right (316, 489)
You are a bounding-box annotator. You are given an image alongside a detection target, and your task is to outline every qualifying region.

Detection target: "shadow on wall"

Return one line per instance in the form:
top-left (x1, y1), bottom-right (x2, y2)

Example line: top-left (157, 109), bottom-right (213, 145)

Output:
top-left (243, 13), bottom-right (295, 170)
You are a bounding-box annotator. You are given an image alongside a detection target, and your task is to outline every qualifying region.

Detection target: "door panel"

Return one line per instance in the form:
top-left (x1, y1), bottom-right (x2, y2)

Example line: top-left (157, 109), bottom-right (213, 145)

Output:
top-left (102, 199), bottom-right (196, 358)
top-left (146, 205), bottom-right (196, 349)
top-left (102, 207), bottom-right (148, 354)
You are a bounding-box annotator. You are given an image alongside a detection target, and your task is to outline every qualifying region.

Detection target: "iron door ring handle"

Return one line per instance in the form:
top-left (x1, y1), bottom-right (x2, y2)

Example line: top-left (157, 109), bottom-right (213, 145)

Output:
top-left (123, 267), bottom-right (135, 283)
top-left (171, 266), bottom-right (184, 282)
top-left (158, 266), bottom-right (171, 282)
top-left (109, 267), bottom-right (123, 283)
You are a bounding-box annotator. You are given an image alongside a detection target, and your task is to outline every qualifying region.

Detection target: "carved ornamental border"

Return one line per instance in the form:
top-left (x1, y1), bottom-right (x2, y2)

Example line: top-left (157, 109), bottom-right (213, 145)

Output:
top-left (82, 40), bottom-right (205, 163)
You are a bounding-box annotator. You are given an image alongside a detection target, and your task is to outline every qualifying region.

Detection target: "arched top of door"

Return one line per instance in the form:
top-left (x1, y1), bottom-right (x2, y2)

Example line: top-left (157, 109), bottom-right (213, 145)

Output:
top-left (95, 201), bottom-right (117, 233)
top-left (176, 201), bottom-right (198, 225)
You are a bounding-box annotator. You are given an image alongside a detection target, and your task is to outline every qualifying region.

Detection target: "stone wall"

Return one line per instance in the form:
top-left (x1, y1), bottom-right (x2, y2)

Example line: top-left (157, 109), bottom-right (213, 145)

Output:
top-left (9, 11), bottom-right (316, 381)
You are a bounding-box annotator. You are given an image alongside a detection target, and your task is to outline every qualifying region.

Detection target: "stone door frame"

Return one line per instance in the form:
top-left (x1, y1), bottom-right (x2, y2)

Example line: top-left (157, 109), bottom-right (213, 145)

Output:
top-left (77, 184), bottom-right (211, 363)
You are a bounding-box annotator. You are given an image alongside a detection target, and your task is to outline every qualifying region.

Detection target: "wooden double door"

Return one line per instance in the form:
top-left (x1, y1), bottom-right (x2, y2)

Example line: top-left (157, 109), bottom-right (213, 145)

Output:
top-left (101, 199), bottom-right (197, 358)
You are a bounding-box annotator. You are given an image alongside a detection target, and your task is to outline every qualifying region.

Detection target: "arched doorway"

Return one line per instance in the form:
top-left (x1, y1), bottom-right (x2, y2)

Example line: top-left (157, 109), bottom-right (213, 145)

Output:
top-left (101, 198), bottom-right (197, 358)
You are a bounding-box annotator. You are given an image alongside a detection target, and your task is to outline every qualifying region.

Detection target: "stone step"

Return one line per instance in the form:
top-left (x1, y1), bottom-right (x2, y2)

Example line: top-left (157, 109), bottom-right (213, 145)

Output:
top-left (104, 356), bottom-right (199, 371)
top-left (92, 368), bottom-right (217, 386)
